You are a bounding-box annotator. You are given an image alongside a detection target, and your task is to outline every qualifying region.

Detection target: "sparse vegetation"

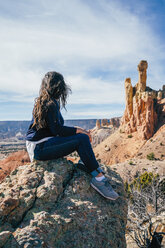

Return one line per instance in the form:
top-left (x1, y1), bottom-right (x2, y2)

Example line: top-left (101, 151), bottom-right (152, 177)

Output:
top-left (125, 172), bottom-right (165, 247)
top-left (119, 129), bottom-right (125, 133)
top-left (129, 161), bottom-right (134, 165)
top-left (147, 152), bottom-right (155, 160)
top-left (124, 172), bottom-right (159, 194)
top-left (160, 142), bottom-right (163, 146)
top-left (128, 134), bottom-right (133, 138)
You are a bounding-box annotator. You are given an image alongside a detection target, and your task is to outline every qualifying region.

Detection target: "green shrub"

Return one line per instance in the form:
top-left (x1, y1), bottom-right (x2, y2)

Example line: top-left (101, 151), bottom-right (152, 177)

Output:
top-left (147, 152), bottom-right (155, 160)
top-left (128, 134), bottom-right (133, 138)
top-left (129, 161), bottom-right (134, 165)
top-left (124, 172), bottom-right (160, 197)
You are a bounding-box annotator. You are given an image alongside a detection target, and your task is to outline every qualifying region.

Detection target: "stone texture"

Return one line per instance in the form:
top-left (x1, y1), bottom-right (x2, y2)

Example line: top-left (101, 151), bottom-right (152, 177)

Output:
top-left (0, 159), bottom-right (127, 248)
top-left (109, 118), bottom-right (120, 128)
top-left (124, 78), bottom-right (133, 121)
top-left (0, 150), bottom-right (30, 183)
top-left (91, 127), bottom-right (116, 147)
top-left (136, 60), bottom-right (148, 92)
top-left (156, 98), bottom-right (165, 130)
top-left (96, 119), bottom-right (101, 129)
top-left (157, 91), bottom-right (162, 100)
top-left (121, 60), bottom-right (165, 140)
top-left (101, 119), bottom-right (109, 126)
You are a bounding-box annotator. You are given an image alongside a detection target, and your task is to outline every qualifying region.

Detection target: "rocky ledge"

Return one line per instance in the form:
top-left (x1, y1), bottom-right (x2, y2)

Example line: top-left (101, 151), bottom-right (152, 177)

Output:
top-left (0, 159), bottom-right (127, 248)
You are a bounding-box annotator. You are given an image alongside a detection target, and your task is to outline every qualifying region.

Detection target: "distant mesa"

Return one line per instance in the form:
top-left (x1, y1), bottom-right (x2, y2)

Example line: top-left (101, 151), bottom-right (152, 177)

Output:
top-left (95, 118), bottom-right (120, 129)
top-left (121, 60), bottom-right (165, 140)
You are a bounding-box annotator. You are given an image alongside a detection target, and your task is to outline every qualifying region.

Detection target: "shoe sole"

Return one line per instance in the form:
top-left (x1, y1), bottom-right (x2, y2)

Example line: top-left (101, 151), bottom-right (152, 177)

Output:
top-left (90, 183), bottom-right (119, 200)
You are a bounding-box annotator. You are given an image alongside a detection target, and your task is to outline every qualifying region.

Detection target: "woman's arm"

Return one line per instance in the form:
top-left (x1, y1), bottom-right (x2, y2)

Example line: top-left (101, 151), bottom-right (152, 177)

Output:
top-left (46, 103), bottom-right (77, 137)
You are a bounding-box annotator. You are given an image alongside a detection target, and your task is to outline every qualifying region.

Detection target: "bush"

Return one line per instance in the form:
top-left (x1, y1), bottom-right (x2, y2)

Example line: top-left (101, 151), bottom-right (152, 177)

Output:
top-left (147, 152), bottom-right (155, 160)
top-left (129, 161), bottom-right (134, 165)
top-left (128, 134), bottom-right (133, 138)
top-left (125, 172), bottom-right (160, 194)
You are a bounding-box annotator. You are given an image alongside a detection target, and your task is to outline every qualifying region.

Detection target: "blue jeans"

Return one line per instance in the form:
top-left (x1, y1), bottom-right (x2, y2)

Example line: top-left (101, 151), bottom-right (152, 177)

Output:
top-left (34, 133), bottom-right (102, 177)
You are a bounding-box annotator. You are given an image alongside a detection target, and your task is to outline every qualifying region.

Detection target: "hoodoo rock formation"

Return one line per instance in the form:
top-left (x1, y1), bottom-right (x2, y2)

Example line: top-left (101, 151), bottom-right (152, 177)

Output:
top-left (121, 60), bottom-right (165, 139)
top-left (109, 118), bottom-right (120, 128)
top-left (96, 119), bottom-right (101, 129)
top-left (0, 159), bottom-right (127, 248)
top-left (101, 119), bottom-right (109, 126)
top-left (95, 118), bottom-right (120, 130)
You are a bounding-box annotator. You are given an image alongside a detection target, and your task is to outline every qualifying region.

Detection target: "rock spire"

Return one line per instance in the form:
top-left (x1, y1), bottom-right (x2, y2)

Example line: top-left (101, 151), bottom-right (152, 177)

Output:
top-left (121, 60), bottom-right (165, 139)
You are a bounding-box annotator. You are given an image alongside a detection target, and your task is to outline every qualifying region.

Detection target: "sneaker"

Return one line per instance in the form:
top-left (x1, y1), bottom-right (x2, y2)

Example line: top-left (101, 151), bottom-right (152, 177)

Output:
top-left (90, 177), bottom-right (119, 200)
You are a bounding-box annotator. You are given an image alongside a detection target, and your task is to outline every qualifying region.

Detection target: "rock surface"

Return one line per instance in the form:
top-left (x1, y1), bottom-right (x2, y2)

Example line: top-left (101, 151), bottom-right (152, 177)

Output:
top-left (95, 118), bottom-right (120, 130)
top-left (94, 129), bottom-right (146, 165)
top-left (110, 158), bottom-right (165, 183)
top-left (0, 150), bottom-right (30, 183)
top-left (136, 124), bottom-right (165, 160)
top-left (94, 124), bottom-right (165, 166)
top-left (0, 159), bottom-right (127, 248)
top-left (121, 60), bottom-right (165, 140)
top-left (92, 126), bottom-right (117, 147)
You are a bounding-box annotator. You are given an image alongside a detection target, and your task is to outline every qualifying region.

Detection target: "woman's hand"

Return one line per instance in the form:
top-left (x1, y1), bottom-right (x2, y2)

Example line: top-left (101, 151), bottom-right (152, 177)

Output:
top-left (75, 127), bottom-right (92, 142)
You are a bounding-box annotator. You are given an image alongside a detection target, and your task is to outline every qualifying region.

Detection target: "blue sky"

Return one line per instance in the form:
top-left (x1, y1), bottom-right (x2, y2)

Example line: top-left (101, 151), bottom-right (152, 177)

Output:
top-left (0, 0), bottom-right (165, 120)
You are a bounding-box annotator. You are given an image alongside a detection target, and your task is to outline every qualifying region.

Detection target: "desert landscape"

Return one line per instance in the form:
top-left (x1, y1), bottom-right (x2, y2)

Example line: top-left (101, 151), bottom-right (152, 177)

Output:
top-left (0, 61), bottom-right (165, 247)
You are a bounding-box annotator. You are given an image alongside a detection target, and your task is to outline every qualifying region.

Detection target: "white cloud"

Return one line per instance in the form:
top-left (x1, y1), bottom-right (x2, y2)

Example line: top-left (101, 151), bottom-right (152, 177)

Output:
top-left (0, 0), bottom-right (165, 119)
top-left (66, 75), bottom-right (125, 104)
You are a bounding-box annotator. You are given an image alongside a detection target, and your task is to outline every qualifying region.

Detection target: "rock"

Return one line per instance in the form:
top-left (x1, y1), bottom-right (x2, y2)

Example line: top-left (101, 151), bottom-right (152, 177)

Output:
top-left (101, 119), bottom-right (109, 126)
top-left (136, 60), bottom-right (148, 92)
top-left (124, 78), bottom-right (133, 121)
top-left (0, 159), bottom-right (127, 248)
top-left (104, 145), bottom-right (110, 151)
top-left (96, 119), bottom-right (101, 129)
top-left (0, 231), bottom-right (19, 248)
top-left (0, 150), bottom-right (30, 183)
top-left (92, 127), bottom-right (115, 147)
top-left (157, 91), bottom-right (162, 100)
top-left (109, 118), bottom-right (120, 128)
top-left (156, 98), bottom-right (165, 129)
top-left (0, 231), bottom-right (11, 247)
top-left (121, 60), bottom-right (165, 140)
top-left (163, 85), bottom-right (165, 98)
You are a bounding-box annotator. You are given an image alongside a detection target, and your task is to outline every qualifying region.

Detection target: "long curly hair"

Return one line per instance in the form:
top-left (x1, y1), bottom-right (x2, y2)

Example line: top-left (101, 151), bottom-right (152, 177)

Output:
top-left (32, 71), bottom-right (71, 130)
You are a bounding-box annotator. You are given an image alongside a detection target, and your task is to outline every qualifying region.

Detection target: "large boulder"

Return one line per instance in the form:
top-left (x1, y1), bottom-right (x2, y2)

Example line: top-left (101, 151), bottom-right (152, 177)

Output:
top-left (0, 159), bottom-right (127, 248)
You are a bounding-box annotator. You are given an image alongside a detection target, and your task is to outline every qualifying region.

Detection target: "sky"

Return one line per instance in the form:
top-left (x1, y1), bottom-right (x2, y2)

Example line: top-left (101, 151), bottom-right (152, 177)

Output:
top-left (0, 0), bottom-right (165, 120)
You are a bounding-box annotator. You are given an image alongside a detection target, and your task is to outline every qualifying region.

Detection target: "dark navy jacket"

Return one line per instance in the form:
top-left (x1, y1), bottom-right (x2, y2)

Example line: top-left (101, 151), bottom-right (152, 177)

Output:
top-left (26, 99), bottom-right (76, 141)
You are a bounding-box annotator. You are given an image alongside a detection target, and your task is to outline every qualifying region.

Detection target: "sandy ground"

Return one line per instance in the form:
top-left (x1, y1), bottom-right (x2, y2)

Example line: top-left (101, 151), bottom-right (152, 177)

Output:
top-left (94, 125), bottom-right (165, 166)
top-left (110, 158), bottom-right (165, 183)
top-left (94, 129), bottom-right (146, 165)
top-left (136, 124), bottom-right (165, 160)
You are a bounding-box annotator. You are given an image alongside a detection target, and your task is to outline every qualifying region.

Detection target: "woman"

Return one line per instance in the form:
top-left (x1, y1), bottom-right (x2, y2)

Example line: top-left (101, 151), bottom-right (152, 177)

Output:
top-left (26, 71), bottom-right (119, 200)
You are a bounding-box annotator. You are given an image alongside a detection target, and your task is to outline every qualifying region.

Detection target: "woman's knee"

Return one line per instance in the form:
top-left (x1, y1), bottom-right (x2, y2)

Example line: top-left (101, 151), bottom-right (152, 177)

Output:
top-left (76, 133), bottom-right (90, 143)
